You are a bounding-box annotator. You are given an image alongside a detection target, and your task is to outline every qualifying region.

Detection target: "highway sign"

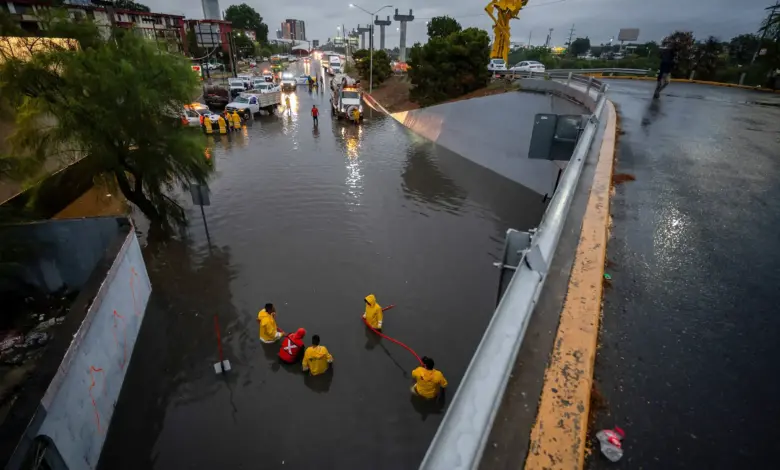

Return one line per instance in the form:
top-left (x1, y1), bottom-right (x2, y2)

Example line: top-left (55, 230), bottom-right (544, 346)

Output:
top-left (617, 28), bottom-right (640, 42)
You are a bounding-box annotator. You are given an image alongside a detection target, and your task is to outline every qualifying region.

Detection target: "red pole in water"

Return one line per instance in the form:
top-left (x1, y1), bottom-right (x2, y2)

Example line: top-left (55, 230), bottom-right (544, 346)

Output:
top-left (214, 315), bottom-right (224, 364)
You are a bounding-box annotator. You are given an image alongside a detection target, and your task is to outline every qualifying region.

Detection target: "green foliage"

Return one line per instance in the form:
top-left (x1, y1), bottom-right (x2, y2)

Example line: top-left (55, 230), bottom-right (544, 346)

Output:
top-left (662, 31), bottom-right (696, 78)
top-left (233, 33), bottom-right (254, 59)
top-left (692, 36), bottom-right (724, 80)
top-left (729, 34), bottom-right (759, 64)
top-left (352, 49), bottom-right (391, 88)
top-left (427, 16), bottom-right (461, 39)
top-left (569, 37), bottom-right (590, 57)
top-left (634, 41), bottom-right (659, 58)
top-left (0, 16), bottom-right (212, 229)
top-left (224, 3), bottom-right (269, 44)
top-left (92, 0), bottom-right (151, 13)
top-left (508, 46), bottom-right (553, 64)
top-left (408, 27), bottom-right (490, 106)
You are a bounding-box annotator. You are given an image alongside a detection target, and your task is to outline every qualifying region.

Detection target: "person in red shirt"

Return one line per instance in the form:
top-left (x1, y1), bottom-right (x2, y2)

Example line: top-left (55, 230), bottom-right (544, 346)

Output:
top-left (278, 328), bottom-right (306, 364)
top-left (311, 105), bottom-right (319, 126)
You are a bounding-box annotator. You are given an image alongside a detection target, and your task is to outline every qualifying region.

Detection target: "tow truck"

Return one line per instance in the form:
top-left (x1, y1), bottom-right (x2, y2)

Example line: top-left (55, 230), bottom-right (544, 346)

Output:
top-left (329, 74), bottom-right (363, 122)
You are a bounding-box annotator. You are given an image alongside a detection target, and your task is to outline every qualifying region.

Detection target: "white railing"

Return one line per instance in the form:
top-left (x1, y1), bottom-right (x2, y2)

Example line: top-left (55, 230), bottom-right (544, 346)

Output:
top-left (419, 74), bottom-right (609, 470)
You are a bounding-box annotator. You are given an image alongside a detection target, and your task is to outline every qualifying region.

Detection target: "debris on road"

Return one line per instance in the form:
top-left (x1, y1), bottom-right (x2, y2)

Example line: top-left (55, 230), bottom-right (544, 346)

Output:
top-left (595, 426), bottom-right (625, 462)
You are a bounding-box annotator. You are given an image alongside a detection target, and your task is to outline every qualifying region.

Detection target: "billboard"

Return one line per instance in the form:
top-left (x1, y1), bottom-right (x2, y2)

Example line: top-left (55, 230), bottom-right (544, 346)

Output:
top-left (617, 28), bottom-right (640, 42)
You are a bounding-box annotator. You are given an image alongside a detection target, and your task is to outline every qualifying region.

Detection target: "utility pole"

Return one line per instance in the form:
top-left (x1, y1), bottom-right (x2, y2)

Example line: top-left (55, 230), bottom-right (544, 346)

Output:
top-left (566, 24), bottom-right (575, 54)
top-left (528, 30), bottom-right (532, 47)
top-left (544, 28), bottom-right (553, 48)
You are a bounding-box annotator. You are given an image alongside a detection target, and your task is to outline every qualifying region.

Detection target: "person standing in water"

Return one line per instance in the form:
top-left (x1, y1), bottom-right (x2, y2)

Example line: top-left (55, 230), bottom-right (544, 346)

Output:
top-left (411, 356), bottom-right (448, 399)
top-left (278, 328), bottom-right (306, 363)
top-left (311, 105), bottom-right (319, 126)
top-left (302, 335), bottom-right (333, 375)
top-left (654, 47), bottom-right (675, 99)
top-left (258, 303), bottom-right (283, 343)
top-left (363, 294), bottom-right (383, 330)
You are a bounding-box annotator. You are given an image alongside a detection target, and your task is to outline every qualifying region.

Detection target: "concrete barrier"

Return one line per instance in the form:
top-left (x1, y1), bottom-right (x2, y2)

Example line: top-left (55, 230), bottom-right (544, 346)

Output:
top-left (389, 92), bottom-right (587, 195)
top-left (1, 218), bottom-right (151, 470)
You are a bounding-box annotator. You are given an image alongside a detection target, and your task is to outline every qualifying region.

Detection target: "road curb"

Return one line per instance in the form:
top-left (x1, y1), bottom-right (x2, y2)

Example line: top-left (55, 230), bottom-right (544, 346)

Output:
top-left (602, 76), bottom-right (780, 93)
top-left (525, 100), bottom-right (617, 470)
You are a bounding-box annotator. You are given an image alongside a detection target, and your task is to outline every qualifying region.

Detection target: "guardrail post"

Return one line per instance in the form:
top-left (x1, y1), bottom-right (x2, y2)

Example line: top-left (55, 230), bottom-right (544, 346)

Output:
top-left (586, 76), bottom-right (593, 95)
top-left (567, 71), bottom-right (572, 86)
top-left (739, 72), bottom-right (746, 86)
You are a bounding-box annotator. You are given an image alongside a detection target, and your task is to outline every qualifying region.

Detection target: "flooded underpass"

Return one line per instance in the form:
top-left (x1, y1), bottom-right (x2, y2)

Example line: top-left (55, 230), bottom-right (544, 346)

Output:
top-left (96, 63), bottom-right (576, 469)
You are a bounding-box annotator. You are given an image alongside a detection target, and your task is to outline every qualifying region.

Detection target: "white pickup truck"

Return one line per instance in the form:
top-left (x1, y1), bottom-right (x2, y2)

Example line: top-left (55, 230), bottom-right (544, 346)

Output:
top-left (225, 91), bottom-right (282, 119)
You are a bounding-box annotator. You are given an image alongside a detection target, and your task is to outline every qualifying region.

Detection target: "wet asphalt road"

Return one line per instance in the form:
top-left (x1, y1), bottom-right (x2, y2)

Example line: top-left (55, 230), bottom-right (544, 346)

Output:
top-left (97, 63), bottom-right (563, 469)
top-left (588, 81), bottom-right (780, 469)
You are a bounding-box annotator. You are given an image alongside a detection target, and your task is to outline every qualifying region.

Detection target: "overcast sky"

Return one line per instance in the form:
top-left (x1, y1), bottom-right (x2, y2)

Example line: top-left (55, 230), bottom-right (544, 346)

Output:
top-left (148, 0), bottom-right (773, 46)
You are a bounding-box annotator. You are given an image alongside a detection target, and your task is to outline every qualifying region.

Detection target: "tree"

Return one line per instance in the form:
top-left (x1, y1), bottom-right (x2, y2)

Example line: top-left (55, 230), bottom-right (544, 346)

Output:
top-left (728, 34), bottom-right (759, 65)
top-left (92, 0), bottom-right (151, 12)
top-left (224, 3), bottom-right (269, 44)
top-left (569, 37), bottom-right (590, 56)
top-left (233, 33), bottom-right (254, 59)
top-left (352, 49), bottom-right (392, 88)
top-left (662, 31), bottom-right (696, 78)
top-left (634, 41), bottom-right (659, 58)
top-left (427, 16), bottom-right (461, 39)
top-left (0, 16), bottom-right (212, 229)
top-left (408, 27), bottom-right (490, 106)
top-left (692, 36), bottom-right (724, 79)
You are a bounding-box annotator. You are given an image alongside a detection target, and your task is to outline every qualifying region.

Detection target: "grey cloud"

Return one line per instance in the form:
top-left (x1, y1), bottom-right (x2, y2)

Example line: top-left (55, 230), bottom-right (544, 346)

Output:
top-left (146, 0), bottom-right (772, 48)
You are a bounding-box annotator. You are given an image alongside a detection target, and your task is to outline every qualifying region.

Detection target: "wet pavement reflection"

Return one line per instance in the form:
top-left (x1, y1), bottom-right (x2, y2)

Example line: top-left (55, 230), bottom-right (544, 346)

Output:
top-left (99, 63), bottom-right (552, 469)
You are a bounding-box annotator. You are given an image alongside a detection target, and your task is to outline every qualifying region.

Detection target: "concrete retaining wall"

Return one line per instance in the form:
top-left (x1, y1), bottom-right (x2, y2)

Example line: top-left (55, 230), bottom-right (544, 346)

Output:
top-left (389, 92), bottom-right (586, 195)
top-left (3, 219), bottom-right (151, 470)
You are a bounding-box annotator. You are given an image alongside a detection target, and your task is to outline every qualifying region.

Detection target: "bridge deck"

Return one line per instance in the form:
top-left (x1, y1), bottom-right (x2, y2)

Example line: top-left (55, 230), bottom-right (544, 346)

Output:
top-left (588, 81), bottom-right (780, 469)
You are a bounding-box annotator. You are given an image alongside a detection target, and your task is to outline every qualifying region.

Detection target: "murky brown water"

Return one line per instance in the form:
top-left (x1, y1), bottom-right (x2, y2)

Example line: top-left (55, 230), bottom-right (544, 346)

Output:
top-left (98, 63), bottom-right (561, 469)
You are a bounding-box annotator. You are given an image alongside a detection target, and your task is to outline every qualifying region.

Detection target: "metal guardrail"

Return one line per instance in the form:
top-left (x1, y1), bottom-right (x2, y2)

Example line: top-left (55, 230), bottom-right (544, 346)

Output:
top-left (419, 74), bottom-right (609, 470)
top-left (496, 67), bottom-right (650, 79)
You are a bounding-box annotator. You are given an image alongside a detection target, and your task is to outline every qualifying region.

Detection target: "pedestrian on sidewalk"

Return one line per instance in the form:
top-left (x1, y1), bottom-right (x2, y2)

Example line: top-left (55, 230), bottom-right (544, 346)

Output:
top-left (311, 105), bottom-right (319, 126)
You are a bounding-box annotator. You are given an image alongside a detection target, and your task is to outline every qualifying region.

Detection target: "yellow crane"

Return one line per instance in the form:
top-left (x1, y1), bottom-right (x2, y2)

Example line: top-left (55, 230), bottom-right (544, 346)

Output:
top-left (485, 0), bottom-right (529, 64)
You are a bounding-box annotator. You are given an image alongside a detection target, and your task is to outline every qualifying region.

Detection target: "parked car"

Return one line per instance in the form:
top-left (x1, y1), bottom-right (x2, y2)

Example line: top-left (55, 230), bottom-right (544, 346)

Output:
top-left (487, 58), bottom-right (507, 72)
top-left (509, 61), bottom-right (546, 73)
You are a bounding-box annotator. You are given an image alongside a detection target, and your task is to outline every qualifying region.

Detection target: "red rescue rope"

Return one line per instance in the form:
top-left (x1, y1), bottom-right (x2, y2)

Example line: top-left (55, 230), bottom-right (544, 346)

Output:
top-left (362, 304), bottom-right (423, 365)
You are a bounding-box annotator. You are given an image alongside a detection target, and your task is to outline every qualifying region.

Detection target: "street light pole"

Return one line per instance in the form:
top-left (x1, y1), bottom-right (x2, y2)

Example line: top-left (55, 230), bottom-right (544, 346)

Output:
top-left (350, 3), bottom-right (392, 94)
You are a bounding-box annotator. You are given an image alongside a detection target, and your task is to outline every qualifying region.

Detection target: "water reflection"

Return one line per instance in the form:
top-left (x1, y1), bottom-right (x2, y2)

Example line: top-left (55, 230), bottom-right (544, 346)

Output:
top-left (401, 141), bottom-right (466, 213)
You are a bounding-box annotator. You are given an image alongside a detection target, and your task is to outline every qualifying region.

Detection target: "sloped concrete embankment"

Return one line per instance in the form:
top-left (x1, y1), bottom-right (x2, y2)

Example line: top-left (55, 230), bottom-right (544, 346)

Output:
top-left (376, 89), bottom-right (588, 195)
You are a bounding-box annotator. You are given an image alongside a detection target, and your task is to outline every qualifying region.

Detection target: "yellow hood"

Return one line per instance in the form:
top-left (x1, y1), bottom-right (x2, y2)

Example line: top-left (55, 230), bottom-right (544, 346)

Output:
top-left (365, 294), bottom-right (377, 307)
top-left (364, 294), bottom-right (383, 329)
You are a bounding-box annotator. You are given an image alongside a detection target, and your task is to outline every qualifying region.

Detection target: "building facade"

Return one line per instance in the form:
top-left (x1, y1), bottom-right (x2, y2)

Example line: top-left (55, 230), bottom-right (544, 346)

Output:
top-left (1, 1), bottom-right (186, 53)
top-left (281, 18), bottom-right (305, 41)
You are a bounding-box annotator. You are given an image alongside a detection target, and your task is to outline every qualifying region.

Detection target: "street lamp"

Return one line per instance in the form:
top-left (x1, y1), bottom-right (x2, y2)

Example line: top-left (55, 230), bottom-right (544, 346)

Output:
top-left (349, 3), bottom-right (393, 93)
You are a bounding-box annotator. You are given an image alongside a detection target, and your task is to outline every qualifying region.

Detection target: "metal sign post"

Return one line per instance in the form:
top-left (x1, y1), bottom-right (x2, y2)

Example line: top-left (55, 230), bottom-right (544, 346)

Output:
top-left (190, 183), bottom-right (212, 244)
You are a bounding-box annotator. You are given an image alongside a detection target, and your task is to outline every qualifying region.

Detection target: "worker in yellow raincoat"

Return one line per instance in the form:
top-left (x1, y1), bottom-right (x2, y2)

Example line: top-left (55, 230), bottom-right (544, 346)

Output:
top-left (302, 335), bottom-right (333, 375)
top-left (363, 294), bottom-right (383, 330)
top-left (258, 303), bottom-right (284, 343)
top-left (411, 356), bottom-right (448, 399)
top-left (217, 115), bottom-right (227, 134)
top-left (230, 110), bottom-right (242, 130)
top-left (351, 107), bottom-right (360, 124)
top-left (204, 115), bottom-right (213, 134)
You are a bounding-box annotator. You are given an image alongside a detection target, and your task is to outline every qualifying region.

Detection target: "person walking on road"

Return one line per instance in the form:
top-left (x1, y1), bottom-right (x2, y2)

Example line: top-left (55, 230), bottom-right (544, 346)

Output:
top-left (311, 105), bottom-right (319, 126)
top-left (302, 335), bottom-right (333, 376)
top-left (654, 47), bottom-right (675, 99)
top-left (285, 95), bottom-right (292, 115)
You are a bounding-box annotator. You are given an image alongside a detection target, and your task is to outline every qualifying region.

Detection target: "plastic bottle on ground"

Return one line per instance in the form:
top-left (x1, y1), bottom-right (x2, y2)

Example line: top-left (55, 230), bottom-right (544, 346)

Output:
top-left (595, 426), bottom-right (625, 462)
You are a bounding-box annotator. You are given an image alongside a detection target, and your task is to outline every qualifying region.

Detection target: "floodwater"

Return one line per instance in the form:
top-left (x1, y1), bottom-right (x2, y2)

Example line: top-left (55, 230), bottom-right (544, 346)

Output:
top-left (98, 62), bottom-right (557, 469)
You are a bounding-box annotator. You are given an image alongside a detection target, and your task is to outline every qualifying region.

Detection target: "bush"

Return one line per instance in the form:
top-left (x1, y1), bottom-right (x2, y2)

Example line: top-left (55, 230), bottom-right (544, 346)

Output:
top-left (352, 49), bottom-right (391, 88)
top-left (408, 27), bottom-right (491, 106)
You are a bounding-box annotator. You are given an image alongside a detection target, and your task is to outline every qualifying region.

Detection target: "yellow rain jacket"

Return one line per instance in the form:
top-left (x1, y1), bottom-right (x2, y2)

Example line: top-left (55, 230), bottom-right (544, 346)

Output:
top-left (217, 116), bottom-right (227, 134)
top-left (258, 308), bottom-right (280, 343)
top-left (302, 345), bottom-right (333, 376)
top-left (204, 117), bottom-right (213, 134)
top-left (231, 111), bottom-right (242, 129)
top-left (363, 294), bottom-right (383, 329)
top-left (412, 367), bottom-right (448, 399)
